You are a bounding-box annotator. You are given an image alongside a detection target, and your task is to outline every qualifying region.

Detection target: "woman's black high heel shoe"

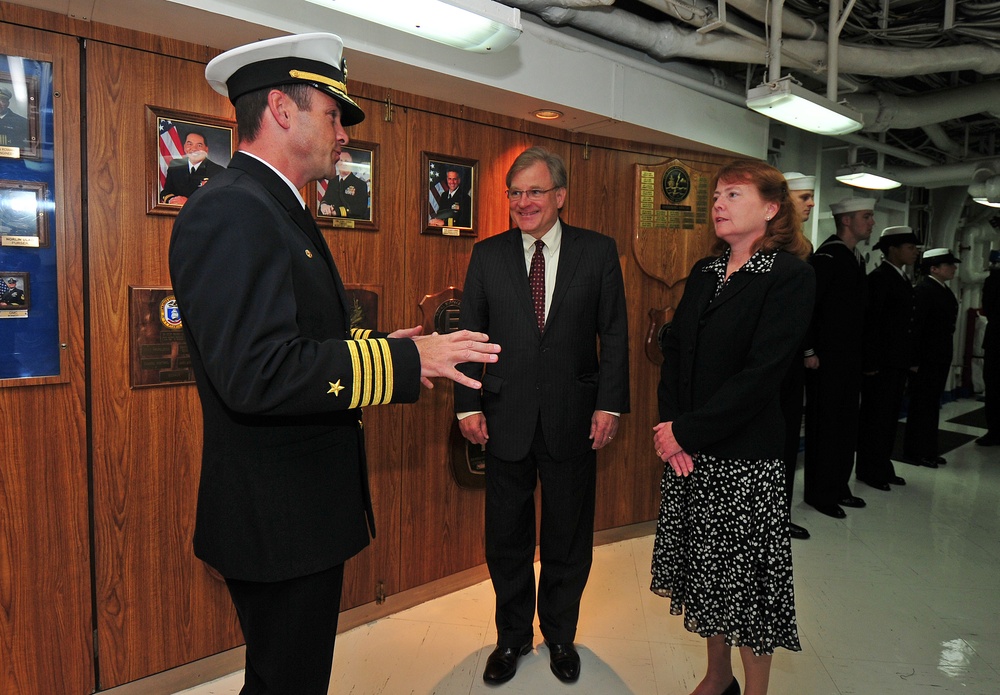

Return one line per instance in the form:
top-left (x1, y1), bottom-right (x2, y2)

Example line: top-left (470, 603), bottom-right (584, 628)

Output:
top-left (721, 677), bottom-right (741, 695)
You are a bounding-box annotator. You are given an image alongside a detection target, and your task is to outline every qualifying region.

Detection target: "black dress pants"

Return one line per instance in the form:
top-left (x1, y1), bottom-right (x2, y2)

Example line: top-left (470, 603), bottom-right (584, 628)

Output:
top-left (856, 367), bottom-right (907, 484)
top-left (484, 420), bottom-right (596, 647)
top-left (904, 360), bottom-right (951, 457)
top-left (804, 355), bottom-right (862, 506)
top-left (225, 563), bottom-right (345, 695)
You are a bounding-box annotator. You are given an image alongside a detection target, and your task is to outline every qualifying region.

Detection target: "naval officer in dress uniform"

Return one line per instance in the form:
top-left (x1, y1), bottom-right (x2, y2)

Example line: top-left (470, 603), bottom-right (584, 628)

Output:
top-left (168, 32), bottom-right (501, 695)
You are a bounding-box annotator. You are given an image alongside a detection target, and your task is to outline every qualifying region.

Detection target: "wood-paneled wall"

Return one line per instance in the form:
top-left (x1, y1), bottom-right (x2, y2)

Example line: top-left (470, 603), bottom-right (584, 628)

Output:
top-left (2, 2), bottom-right (737, 691)
top-left (0, 20), bottom-right (91, 695)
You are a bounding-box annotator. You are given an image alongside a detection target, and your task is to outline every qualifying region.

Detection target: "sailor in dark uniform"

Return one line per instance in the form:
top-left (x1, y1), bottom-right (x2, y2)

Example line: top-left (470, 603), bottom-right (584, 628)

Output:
top-left (779, 171), bottom-right (816, 540)
top-left (903, 248), bottom-right (961, 467)
top-left (803, 197), bottom-right (876, 518)
top-left (856, 225), bottom-right (919, 490)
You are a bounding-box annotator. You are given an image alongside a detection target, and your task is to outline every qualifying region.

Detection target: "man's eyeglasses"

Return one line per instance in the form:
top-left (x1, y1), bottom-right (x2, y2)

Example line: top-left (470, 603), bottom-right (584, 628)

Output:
top-left (506, 187), bottom-right (558, 201)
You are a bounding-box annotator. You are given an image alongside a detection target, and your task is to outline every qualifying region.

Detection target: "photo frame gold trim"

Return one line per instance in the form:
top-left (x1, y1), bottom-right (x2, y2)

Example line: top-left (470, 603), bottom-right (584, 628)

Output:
top-left (0, 69), bottom-right (41, 160)
top-left (312, 141), bottom-right (378, 231)
top-left (422, 152), bottom-right (478, 237)
top-left (0, 179), bottom-right (48, 247)
top-left (146, 106), bottom-right (236, 216)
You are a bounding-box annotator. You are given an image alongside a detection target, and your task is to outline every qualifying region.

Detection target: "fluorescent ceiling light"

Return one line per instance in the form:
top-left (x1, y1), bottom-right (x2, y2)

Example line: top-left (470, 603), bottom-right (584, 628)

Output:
top-left (973, 197), bottom-right (1000, 208)
top-left (303, 0), bottom-right (522, 53)
top-left (746, 77), bottom-right (863, 136)
top-left (835, 163), bottom-right (902, 190)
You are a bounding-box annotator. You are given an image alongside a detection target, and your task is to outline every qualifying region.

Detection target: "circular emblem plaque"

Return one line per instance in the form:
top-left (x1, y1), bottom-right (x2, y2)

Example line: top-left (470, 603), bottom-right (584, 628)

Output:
top-left (661, 166), bottom-right (691, 203)
top-left (159, 296), bottom-right (182, 329)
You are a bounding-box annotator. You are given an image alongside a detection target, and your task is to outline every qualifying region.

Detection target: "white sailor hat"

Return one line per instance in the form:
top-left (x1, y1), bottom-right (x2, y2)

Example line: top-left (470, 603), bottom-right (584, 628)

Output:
top-left (921, 248), bottom-right (961, 266)
top-left (205, 32), bottom-right (365, 126)
top-left (873, 225), bottom-right (920, 250)
top-left (829, 197), bottom-right (877, 215)
top-left (783, 172), bottom-right (816, 191)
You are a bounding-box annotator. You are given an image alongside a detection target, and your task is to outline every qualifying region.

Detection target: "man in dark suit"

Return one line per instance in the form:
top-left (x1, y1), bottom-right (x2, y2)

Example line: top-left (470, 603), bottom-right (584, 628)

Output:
top-left (903, 248), bottom-right (961, 466)
top-left (160, 130), bottom-right (225, 205)
top-left (319, 150), bottom-right (369, 219)
top-left (803, 197), bottom-right (875, 519)
top-left (455, 146), bottom-right (629, 685)
top-left (429, 168), bottom-right (472, 228)
top-left (979, 250), bottom-right (1000, 445)
top-left (168, 33), bottom-right (500, 695)
top-left (856, 225), bottom-right (919, 491)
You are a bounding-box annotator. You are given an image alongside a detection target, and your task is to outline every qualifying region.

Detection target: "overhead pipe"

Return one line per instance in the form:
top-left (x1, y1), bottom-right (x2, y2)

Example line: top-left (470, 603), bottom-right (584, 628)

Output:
top-left (725, 0), bottom-right (825, 40)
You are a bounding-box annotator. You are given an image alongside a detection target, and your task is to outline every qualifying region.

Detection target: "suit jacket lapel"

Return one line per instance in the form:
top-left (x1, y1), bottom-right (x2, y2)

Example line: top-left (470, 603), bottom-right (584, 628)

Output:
top-left (502, 229), bottom-right (539, 334)
top-left (548, 222), bottom-right (582, 325)
top-left (704, 269), bottom-right (755, 316)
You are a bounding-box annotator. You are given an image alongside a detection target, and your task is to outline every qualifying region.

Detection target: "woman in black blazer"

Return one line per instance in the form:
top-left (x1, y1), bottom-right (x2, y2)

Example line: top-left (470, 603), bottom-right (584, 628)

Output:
top-left (651, 159), bottom-right (815, 695)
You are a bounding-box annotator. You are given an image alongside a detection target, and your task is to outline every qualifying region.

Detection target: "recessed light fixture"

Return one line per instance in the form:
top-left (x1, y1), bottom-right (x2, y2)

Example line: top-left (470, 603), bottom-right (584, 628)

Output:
top-left (532, 109), bottom-right (563, 121)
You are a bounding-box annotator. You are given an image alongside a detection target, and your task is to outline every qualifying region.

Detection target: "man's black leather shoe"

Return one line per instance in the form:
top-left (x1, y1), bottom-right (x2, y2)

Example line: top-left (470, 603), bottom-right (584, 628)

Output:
top-left (859, 478), bottom-right (891, 491)
top-left (889, 476), bottom-right (906, 486)
top-left (546, 642), bottom-right (580, 683)
top-left (789, 522), bottom-right (810, 540)
top-left (483, 643), bottom-right (531, 685)
top-left (839, 495), bottom-right (866, 508)
top-left (809, 502), bottom-right (846, 518)
top-left (902, 454), bottom-right (938, 468)
top-left (934, 456), bottom-right (947, 466)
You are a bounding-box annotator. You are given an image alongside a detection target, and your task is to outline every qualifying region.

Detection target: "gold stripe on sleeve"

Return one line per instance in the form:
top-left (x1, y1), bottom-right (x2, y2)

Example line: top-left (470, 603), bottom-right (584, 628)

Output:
top-left (358, 340), bottom-right (374, 407)
top-left (345, 340), bottom-right (362, 409)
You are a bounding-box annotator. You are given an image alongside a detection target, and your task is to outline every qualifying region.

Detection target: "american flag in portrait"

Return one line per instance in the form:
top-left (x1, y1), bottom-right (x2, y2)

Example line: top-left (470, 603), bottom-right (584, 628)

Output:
top-left (158, 119), bottom-right (184, 188)
top-left (428, 160), bottom-right (448, 216)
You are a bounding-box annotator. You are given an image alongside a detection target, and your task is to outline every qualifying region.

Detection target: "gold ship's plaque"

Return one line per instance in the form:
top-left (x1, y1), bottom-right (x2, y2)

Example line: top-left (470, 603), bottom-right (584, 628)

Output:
top-left (634, 158), bottom-right (717, 288)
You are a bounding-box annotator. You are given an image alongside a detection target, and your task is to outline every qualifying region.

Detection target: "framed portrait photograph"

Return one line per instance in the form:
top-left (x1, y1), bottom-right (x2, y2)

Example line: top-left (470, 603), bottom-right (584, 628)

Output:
top-left (147, 106), bottom-right (235, 216)
top-left (0, 179), bottom-right (48, 247)
top-left (422, 152), bottom-right (477, 237)
top-left (0, 271), bottom-right (30, 312)
top-left (314, 142), bottom-right (377, 230)
top-left (0, 70), bottom-right (41, 160)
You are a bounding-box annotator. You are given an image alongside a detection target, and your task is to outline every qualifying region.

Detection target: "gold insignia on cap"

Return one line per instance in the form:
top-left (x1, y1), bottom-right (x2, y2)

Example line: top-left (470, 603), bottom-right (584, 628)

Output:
top-left (289, 69), bottom-right (348, 95)
top-left (328, 379), bottom-right (345, 396)
top-left (305, 249), bottom-right (314, 258)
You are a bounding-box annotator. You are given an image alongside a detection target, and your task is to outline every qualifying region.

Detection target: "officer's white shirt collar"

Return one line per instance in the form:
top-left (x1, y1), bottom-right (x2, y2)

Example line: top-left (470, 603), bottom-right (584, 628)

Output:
top-left (239, 150), bottom-right (307, 209)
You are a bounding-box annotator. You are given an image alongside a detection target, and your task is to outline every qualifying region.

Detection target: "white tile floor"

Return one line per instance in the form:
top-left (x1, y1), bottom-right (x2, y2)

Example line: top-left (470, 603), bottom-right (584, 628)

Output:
top-left (177, 398), bottom-right (1000, 695)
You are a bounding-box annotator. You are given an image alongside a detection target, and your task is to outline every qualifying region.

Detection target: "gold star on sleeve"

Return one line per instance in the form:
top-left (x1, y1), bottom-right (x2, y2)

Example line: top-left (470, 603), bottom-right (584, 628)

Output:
top-left (328, 379), bottom-right (345, 396)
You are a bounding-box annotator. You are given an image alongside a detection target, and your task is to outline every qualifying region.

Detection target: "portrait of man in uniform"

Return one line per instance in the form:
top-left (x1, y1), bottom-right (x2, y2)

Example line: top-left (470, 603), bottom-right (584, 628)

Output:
top-left (425, 155), bottom-right (476, 234)
top-left (317, 144), bottom-right (373, 223)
